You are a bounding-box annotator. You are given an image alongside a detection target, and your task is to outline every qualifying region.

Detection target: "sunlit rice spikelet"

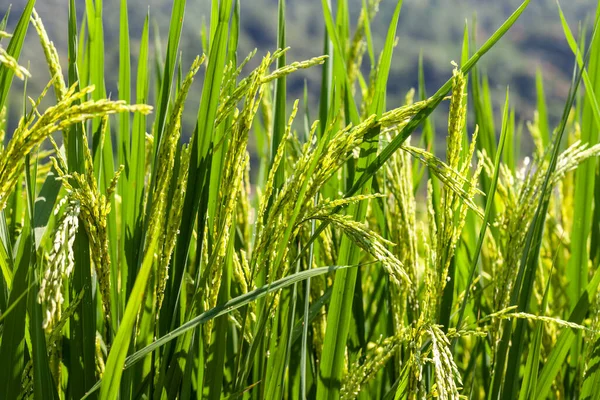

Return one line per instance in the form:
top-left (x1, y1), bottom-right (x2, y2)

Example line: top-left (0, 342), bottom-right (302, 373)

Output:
top-left (215, 52), bottom-right (324, 128)
top-left (0, 82), bottom-right (151, 212)
top-left (31, 8), bottom-right (67, 100)
top-left (299, 99), bottom-right (431, 205)
top-left (37, 196), bottom-right (80, 329)
top-left (204, 55), bottom-right (274, 315)
top-left (207, 154), bottom-right (248, 312)
top-left (145, 51), bottom-right (199, 231)
top-left (96, 333), bottom-right (106, 379)
top-left (482, 306), bottom-right (592, 332)
top-left (480, 127), bottom-right (600, 322)
top-left (422, 65), bottom-right (481, 320)
top-left (341, 329), bottom-right (410, 400)
top-left (551, 140), bottom-right (600, 185)
top-left (446, 63), bottom-right (466, 170)
top-left (428, 325), bottom-right (461, 400)
top-left (0, 31), bottom-right (30, 80)
top-left (347, 30), bottom-right (366, 97)
top-left (255, 96), bottom-right (295, 240)
top-left (319, 223), bottom-right (336, 265)
top-left (302, 116), bottom-right (376, 200)
top-left (527, 111), bottom-right (546, 159)
top-left (236, 156), bottom-right (253, 250)
top-left (252, 94), bottom-right (432, 304)
top-left (379, 98), bottom-right (431, 134)
top-left (303, 193), bottom-right (385, 221)
top-left (261, 55), bottom-right (327, 83)
top-left (347, 0), bottom-right (381, 93)
top-left (49, 128), bottom-right (122, 329)
top-left (383, 131), bottom-right (420, 324)
top-left (153, 56), bottom-right (203, 313)
top-left (0, 49), bottom-right (29, 79)
top-left (156, 144), bottom-right (191, 313)
top-left (312, 213), bottom-right (410, 286)
top-left (401, 144), bottom-right (484, 219)
top-left (232, 250), bottom-right (249, 296)
top-left (219, 50), bottom-right (257, 105)
top-left (254, 105), bottom-right (320, 283)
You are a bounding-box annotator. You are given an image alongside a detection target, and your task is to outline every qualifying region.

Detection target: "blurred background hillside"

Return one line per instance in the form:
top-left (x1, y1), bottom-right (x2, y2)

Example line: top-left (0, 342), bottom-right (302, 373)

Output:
top-left (1, 0), bottom-right (596, 141)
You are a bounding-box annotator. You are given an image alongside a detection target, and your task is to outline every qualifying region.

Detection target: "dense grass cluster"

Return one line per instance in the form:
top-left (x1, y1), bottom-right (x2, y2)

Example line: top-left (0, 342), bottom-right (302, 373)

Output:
top-left (1, 0), bottom-right (600, 398)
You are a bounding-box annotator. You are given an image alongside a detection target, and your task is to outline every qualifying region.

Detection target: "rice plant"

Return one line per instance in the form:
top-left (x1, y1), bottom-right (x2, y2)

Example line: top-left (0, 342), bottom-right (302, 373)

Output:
top-left (1, 0), bottom-right (600, 399)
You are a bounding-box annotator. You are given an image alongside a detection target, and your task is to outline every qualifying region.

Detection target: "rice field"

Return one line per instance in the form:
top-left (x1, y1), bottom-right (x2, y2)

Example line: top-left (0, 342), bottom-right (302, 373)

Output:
top-left (1, 0), bottom-right (600, 398)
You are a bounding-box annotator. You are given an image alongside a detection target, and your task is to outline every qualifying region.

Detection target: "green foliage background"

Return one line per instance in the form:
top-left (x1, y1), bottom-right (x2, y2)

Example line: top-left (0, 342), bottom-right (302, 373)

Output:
top-left (1, 0), bottom-right (595, 133)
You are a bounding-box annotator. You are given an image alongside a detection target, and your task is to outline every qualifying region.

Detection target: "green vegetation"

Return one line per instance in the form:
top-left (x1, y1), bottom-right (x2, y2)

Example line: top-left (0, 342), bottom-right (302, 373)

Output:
top-left (0, 0), bottom-right (593, 133)
top-left (1, 0), bottom-right (600, 399)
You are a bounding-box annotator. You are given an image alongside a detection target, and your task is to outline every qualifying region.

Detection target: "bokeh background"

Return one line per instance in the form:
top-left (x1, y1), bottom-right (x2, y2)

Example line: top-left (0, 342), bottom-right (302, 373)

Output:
top-left (1, 0), bottom-right (596, 147)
